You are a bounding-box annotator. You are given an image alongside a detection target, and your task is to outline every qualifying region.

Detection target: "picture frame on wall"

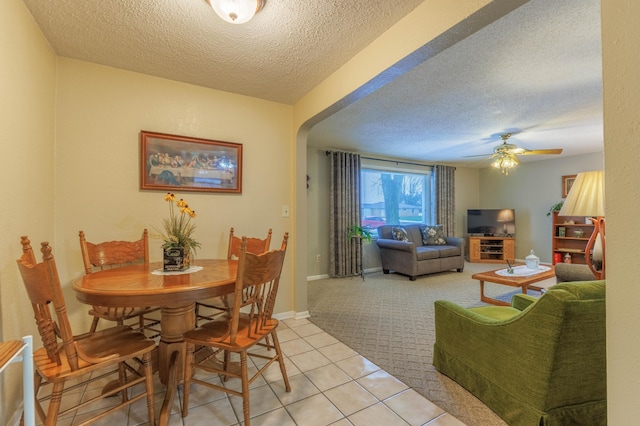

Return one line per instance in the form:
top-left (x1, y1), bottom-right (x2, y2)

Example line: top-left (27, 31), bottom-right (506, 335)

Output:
top-left (140, 130), bottom-right (242, 194)
top-left (562, 174), bottom-right (577, 198)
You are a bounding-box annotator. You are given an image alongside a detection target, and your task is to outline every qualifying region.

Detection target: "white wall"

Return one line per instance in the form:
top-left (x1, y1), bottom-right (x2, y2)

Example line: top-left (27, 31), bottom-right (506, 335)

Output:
top-left (454, 166), bottom-right (482, 238)
top-left (479, 152), bottom-right (603, 262)
top-left (601, 1), bottom-right (640, 423)
top-left (0, 0), bottom-right (57, 422)
top-left (306, 147), bottom-right (330, 277)
top-left (53, 59), bottom-right (294, 328)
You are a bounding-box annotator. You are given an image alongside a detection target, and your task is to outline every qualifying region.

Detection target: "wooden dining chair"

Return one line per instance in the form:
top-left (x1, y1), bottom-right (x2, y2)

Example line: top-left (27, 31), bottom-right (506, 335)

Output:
top-left (182, 233), bottom-right (290, 426)
top-left (79, 229), bottom-right (160, 337)
top-left (16, 236), bottom-right (157, 426)
top-left (194, 227), bottom-right (272, 326)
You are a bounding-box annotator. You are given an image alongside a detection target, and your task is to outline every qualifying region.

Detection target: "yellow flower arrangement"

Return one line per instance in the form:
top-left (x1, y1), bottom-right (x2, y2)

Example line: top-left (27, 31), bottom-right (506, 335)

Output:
top-left (158, 192), bottom-right (201, 265)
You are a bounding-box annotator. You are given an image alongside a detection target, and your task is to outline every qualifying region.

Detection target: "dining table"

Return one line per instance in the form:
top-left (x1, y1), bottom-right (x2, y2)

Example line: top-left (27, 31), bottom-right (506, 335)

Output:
top-left (73, 259), bottom-right (237, 425)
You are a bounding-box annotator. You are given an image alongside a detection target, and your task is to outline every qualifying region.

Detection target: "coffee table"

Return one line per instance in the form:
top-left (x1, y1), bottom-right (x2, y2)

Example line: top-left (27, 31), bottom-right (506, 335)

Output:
top-left (472, 264), bottom-right (555, 306)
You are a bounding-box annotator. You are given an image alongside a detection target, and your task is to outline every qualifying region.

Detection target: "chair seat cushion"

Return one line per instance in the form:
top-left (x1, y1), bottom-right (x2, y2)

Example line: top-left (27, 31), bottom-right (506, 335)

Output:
top-left (416, 245), bottom-right (460, 260)
top-left (469, 306), bottom-right (523, 321)
top-left (37, 326), bottom-right (155, 381)
top-left (416, 247), bottom-right (441, 260)
top-left (184, 314), bottom-right (278, 350)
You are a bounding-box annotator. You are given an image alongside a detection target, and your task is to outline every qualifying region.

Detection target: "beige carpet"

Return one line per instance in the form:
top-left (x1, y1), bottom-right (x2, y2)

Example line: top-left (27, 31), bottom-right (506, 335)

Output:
top-left (307, 262), bottom-right (556, 426)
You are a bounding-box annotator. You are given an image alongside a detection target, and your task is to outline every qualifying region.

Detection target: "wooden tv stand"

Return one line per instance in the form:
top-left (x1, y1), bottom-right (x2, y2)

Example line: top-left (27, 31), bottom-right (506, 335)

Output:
top-left (468, 236), bottom-right (515, 263)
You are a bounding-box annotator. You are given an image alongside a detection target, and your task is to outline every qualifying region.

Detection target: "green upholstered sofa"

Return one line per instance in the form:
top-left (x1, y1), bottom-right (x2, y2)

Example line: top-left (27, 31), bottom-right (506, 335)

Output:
top-left (433, 280), bottom-right (606, 425)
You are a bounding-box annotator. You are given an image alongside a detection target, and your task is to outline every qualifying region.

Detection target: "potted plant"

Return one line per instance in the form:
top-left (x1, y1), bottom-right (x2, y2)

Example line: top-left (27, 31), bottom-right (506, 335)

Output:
top-left (347, 225), bottom-right (373, 242)
top-left (546, 201), bottom-right (564, 216)
top-left (347, 224), bottom-right (373, 280)
top-left (157, 192), bottom-right (201, 270)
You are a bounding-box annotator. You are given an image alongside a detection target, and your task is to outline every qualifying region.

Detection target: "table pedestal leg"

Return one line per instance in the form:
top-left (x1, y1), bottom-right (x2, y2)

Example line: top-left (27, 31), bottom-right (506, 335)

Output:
top-left (158, 304), bottom-right (194, 426)
top-left (158, 304), bottom-right (194, 384)
top-left (159, 351), bottom-right (179, 426)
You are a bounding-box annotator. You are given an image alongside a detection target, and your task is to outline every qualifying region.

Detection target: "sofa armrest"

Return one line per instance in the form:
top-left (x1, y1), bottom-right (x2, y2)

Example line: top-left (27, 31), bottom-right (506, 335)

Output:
top-left (555, 263), bottom-right (596, 283)
top-left (375, 238), bottom-right (416, 254)
top-left (510, 294), bottom-right (538, 311)
top-left (444, 236), bottom-right (465, 249)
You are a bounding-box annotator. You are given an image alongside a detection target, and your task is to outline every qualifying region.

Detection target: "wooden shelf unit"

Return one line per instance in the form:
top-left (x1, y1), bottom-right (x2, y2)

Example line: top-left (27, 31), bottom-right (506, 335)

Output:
top-left (468, 236), bottom-right (515, 263)
top-left (551, 211), bottom-right (596, 265)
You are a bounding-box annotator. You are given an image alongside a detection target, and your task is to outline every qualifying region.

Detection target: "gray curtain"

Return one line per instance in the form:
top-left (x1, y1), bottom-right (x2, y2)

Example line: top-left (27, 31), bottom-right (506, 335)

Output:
top-left (329, 151), bottom-right (361, 277)
top-left (434, 165), bottom-right (456, 235)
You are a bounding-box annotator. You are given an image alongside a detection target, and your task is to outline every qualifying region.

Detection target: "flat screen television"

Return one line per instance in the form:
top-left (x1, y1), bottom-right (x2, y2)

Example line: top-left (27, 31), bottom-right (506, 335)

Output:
top-left (467, 209), bottom-right (516, 237)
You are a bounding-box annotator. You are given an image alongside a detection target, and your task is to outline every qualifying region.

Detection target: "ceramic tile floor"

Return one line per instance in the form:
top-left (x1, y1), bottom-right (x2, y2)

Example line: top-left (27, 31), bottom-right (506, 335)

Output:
top-left (35, 318), bottom-right (465, 426)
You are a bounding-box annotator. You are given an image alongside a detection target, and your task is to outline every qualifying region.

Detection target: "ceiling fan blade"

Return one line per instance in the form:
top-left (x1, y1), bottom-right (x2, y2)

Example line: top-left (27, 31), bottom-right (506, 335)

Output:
top-left (463, 153), bottom-right (494, 158)
top-left (519, 148), bottom-right (563, 155)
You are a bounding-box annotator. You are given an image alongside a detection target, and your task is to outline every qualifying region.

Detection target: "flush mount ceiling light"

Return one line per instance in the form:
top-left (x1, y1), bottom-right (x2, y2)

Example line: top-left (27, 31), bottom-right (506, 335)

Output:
top-left (208, 0), bottom-right (265, 24)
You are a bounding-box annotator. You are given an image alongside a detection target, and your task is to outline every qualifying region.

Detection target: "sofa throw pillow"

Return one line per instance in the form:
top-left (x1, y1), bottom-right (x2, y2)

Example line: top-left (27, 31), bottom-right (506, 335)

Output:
top-left (391, 226), bottom-right (409, 242)
top-left (421, 224), bottom-right (447, 245)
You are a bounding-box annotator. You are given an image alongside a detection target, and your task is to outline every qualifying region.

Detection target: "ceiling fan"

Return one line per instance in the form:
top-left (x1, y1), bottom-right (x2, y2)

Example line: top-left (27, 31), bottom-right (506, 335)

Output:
top-left (468, 133), bottom-right (563, 175)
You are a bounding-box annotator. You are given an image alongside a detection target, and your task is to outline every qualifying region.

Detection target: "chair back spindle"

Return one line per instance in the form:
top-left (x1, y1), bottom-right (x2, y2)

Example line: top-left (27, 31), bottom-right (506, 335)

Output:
top-left (79, 230), bottom-right (159, 335)
top-left (17, 237), bottom-right (77, 368)
top-left (228, 233), bottom-right (287, 344)
top-left (16, 236), bottom-right (157, 425)
top-left (182, 232), bottom-right (290, 426)
top-left (227, 227), bottom-right (272, 260)
top-left (195, 227), bottom-right (273, 326)
top-left (80, 229), bottom-right (149, 273)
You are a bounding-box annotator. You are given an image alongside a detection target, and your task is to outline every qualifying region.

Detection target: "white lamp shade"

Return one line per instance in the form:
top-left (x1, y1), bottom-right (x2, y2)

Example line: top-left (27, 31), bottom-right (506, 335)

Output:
top-left (209, 0), bottom-right (264, 24)
top-left (496, 209), bottom-right (514, 222)
top-left (558, 171), bottom-right (605, 217)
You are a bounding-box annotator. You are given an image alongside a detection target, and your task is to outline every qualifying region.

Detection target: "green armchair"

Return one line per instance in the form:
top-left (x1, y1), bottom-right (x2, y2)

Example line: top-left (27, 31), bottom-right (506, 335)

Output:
top-left (433, 280), bottom-right (606, 425)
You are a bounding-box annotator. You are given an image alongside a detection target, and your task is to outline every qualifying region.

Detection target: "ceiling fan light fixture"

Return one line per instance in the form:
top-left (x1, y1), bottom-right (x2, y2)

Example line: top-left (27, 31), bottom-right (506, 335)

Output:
top-left (466, 132), bottom-right (563, 174)
top-left (209, 0), bottom-right (264, 24)
top-left (492, 153), bottom-right (518, 175)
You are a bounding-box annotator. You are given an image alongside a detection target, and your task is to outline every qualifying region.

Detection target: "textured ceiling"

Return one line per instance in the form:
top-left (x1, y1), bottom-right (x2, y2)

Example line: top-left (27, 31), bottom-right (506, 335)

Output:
top-left (309, 0), bottom-right (604, 165)
top-left (22, 0), bottom-right (424, 105)
top-left (22, 0), bottom-right (603, 166)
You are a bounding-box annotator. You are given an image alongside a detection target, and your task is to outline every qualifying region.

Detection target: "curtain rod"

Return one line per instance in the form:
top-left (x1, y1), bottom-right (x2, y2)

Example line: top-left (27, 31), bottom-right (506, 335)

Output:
top-left (325, 150), bottom-right (442, 168)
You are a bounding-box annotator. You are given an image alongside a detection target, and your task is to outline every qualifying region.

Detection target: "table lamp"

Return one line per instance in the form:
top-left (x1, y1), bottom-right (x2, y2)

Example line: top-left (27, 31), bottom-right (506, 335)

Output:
top-left (496, 209), bottom-right (515, 235)
top-left (558, 170), bottom-right (605, 279)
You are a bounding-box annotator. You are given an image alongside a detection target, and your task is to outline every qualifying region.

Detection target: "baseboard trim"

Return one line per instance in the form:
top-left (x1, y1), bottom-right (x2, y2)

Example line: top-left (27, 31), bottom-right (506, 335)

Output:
top-left (273, 310), bottom-right (310, 320)
top-left (307, 274), bottom-right (329, 281)
top-left (307, 266), bottom-right (382, 281)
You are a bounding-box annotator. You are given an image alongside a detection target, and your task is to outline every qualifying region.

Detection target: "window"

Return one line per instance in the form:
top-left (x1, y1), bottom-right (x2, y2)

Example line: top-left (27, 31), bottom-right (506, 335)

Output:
top-left (361, 159), bottom-right (433, 236)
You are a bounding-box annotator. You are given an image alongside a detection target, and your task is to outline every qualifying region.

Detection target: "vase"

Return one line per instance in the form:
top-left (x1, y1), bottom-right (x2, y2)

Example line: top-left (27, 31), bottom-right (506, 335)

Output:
top-left (183, 250), bottom-right (191, 269)
top-left (164, 246), bottom-right (188, 271)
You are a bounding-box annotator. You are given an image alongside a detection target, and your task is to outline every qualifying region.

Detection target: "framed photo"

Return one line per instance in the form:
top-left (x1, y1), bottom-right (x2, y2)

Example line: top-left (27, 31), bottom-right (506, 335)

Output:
top-left (558, 226), bottom-right (566, 237)
top-left (140, 131), bottom-right (242, 194)
top-left (562, 174), bottom-right (577, 198)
